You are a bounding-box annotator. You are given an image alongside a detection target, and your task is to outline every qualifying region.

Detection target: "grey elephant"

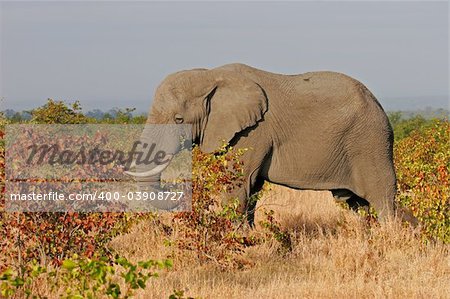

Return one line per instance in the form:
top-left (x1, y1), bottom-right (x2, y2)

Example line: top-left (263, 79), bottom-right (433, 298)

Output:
top-left (126, 63), bottom-right (398, 224)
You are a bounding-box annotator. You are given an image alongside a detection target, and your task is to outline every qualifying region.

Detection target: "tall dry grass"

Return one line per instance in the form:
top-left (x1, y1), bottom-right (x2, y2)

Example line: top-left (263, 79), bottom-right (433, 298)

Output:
top-left (109, 185), bottom-right (450, 299)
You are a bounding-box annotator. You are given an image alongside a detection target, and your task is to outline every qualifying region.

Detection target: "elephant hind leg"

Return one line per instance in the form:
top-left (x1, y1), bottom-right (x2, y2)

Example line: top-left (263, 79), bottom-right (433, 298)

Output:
top-left (332, 189), bottom-right (370, 213)
top-left (332, 189), bottom-right (354, 202)
top-left (346, 194), bottom-right (370, 212)
top-left (352, 184), bottom-right (396, 222)
top-left (368, 189), bottom-right (417, 225)
top-left (332, 188), bottom-right (395, 220)
top-left (347, 158), bottom-right (397, 221)
top-left (348, 193), bottom-right (416, 225)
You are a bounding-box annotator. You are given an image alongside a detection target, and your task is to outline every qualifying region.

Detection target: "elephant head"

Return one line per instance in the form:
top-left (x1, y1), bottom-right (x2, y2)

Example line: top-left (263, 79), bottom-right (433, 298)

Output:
top-left (124, 68), bottom-right (268, 210)
top-left (126, 68), bottom-right (268, 175)
top-left (153, 69), bottom-right (267, 151)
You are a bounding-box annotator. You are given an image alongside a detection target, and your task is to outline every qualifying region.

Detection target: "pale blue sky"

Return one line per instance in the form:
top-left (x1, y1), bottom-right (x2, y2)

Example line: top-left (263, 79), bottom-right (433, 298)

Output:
top-left (1, 1), bottom-right (448, 112)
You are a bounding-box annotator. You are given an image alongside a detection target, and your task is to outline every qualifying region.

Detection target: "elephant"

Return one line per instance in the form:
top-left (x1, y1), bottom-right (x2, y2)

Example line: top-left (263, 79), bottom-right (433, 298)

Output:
top-left (126, 63), bottom-right (399, 224)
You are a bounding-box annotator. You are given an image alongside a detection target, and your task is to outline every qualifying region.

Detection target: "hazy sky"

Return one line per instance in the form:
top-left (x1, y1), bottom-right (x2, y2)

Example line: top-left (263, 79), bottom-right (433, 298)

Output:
top-left (1, 1), bottom-right (448, 112)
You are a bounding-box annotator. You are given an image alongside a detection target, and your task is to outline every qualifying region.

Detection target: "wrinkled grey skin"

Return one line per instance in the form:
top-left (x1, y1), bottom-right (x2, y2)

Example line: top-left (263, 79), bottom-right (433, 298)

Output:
top-left (133, 63), bottom-right (397, 223)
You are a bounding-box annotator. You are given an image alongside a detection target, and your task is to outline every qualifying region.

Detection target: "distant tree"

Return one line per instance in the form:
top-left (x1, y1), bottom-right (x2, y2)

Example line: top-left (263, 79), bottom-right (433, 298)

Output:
top-left (115, 107), bottom-right (136, 123)
top-left (85, 109), bottom-right (105, 120)
top-left (131, 114), bottom-right (147, 124)
top-left (105, 109), bottom-right (118, 118)
top-left (387, 111), bottom-right (437, 141)
top-left (21, 111), bottom-right (32, 121)
top-left (101, 113), bottom-right (113, 122)
top-left (100, 107), bottom-right (146, 124)
top-left (10, 112), bottom-right (23, 123)
top-left (3, 109), bottom-right (17, 118)
top-left (30, 99), bottom-right (92, 124)
top-left (387, 111), bottom-right (403, 129)
top-left (0, 98), bottom-right (9, 129)
top-left (435, 108), bottom-right (449, 119)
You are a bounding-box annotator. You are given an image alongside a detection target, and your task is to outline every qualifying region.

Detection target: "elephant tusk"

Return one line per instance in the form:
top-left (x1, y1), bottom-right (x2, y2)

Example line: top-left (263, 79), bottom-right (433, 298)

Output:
top-left (124, 155), bottom-right (173, 177)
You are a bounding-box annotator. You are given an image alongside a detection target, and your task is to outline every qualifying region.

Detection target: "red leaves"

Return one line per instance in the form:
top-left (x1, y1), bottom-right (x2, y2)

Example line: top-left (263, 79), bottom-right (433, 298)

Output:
top-left (394, 120), bottom-right (449, 242)
top-left (0, 123), bottom-right (141, 268)
top-left (170, 146), bottom-right (255, 268)
top-left (1, 210), bottom-right (129, 267)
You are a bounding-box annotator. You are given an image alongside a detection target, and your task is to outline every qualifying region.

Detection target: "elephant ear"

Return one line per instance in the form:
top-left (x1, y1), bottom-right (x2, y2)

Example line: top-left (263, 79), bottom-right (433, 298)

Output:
top-left (200, 71), bottom-right (268, 153)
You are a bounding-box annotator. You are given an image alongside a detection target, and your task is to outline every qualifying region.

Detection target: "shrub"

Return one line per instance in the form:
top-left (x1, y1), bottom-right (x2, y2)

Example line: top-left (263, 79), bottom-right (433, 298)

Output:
top-left (0, 211), bottom-right (136, 269)
top-left (0, 126), bottom-right (143, 268)
top-left (259, 209), bottom-right (292, 254)
top-left (30, 99), bottom-right (92, 124)
top-left (0, 255), bottom-right (172, 298)
top-left (0, 100), bottom-right (152, 269)
top-left (395, 119), bottom-right (449, 242)
top-left (172, 145), bottom-right (260, 268)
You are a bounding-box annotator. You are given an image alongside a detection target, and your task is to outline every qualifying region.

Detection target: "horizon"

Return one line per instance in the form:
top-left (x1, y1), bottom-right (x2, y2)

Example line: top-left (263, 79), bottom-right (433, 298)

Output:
top-left (2, 96), bottom-right (449, 117)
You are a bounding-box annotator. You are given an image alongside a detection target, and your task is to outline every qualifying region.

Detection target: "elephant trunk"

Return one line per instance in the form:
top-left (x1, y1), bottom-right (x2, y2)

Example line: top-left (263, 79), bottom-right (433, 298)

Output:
top-left (125, 125), bottom-right (180, 179)
top-left (124, 124), bottom-right (188, 210)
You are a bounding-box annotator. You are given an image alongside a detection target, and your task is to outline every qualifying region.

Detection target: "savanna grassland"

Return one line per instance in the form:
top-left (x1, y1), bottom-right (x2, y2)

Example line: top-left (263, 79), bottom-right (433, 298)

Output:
top-left (108, 186), bottom-right (449, 298)
top-left (0, 100), bottom-right (449, 298)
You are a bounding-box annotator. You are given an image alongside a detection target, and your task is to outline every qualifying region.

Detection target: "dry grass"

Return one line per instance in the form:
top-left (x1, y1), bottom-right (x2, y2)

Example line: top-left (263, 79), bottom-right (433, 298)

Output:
top-left (109, 185), bottom-right (450, 299)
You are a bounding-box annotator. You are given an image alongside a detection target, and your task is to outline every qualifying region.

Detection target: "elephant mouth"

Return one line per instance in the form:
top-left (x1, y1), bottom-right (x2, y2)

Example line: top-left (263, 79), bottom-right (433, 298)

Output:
top-left (124, 154), bottom-right (173, 178)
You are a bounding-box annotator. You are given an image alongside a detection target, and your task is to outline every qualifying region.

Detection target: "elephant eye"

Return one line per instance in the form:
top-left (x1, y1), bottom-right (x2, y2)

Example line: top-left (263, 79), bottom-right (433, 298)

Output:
top-left (174, 114), bottom-right (184, 124)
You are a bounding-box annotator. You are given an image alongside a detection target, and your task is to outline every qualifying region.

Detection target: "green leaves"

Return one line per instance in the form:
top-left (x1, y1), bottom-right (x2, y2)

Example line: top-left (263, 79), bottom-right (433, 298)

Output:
top-left (0, 255), bottom-right (172, 298)
top-left (62, 259), bottom-right (77, 271)
top-left (171, 145), bottom-right (267, 269)
top-left (30, 99), bottom-right (91, 124)
top-left (259, 209), bottom-right (292, 254)
top-left (394, 119), bottom-right (449, 243)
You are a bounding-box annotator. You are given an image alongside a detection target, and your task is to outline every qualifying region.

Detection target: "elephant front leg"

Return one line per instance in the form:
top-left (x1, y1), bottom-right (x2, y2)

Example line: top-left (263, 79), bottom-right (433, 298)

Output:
top-left (220, 175), bottom-right (265, 227)
top-left (220, 187), bottom-right (250, 224)
top-left (245, 176), bottom-right (266, 227)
